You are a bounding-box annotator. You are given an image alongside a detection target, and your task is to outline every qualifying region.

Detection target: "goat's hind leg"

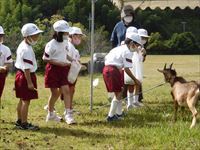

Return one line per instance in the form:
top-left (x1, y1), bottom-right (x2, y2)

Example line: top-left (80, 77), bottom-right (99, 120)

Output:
top-left (187, 98), bottom-right (198, 129)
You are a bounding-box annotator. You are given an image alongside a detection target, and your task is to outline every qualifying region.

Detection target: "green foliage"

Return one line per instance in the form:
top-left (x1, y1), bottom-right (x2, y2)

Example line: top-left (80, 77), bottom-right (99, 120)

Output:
top-left (147, 32), bottom-right (199, 54)
top-left (147, 32), bottom-right (170, 54)
top-left (168, 32), bottom-right (199, 54)
top-left (0, 0), bottom-right (200, 57)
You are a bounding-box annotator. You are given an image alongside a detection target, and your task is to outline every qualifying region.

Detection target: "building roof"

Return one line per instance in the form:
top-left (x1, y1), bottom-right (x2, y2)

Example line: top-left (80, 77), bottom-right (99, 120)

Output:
top-left (113, 0), bottom-right (200, 10)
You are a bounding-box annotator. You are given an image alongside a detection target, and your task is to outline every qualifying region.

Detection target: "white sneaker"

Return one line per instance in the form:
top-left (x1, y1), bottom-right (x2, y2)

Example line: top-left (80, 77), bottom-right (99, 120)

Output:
top-left (46, 113), bottom-right (62, 122)
top-left (65, 113), bottom-right (76, 125)
top-left (138, 102), bottom-right (144, 107)
top-left (133, 102), bottom-right (143, 107)
top-left (127, 104), bottom-right (137, 110)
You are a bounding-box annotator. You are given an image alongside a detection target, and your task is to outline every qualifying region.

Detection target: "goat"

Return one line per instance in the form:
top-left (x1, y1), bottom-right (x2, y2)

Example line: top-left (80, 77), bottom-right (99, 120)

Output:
top-left (158, 63), bottom-right (200, 128)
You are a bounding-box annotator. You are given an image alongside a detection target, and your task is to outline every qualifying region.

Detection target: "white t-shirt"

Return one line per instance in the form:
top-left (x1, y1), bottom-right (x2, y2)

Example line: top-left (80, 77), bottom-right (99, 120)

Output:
top-left (43, 39), bottom-right (69, 63)
top-left (105, 44), bottom-right (133, 69)
top-left (67, 41), bottom-right (80, 61)
top-left (0, 44), bottom-right (13, 66)
top-left (15, 40), bottom-right (37, 72)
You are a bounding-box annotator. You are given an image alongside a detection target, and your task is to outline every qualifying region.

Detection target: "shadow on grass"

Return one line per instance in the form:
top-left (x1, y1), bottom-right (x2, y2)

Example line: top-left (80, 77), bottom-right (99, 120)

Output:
top-left (37, 126), bottom-right (113, 139)
top-left (79, 102), bottom-right (194, 128)
top-left (0, 120), bottom-right (113, 139)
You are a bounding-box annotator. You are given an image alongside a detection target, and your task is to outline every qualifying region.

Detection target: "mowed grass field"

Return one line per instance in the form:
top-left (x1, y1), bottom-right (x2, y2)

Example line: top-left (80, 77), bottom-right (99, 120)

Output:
top-left (0, 55), bottom-right (200, 150)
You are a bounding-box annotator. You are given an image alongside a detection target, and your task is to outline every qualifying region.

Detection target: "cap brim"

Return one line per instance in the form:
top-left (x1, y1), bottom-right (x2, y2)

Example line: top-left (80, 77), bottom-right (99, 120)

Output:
top-left (29, 30), bottom-right (44, 36)
top-left (140, 34), bottom-right (149, 38)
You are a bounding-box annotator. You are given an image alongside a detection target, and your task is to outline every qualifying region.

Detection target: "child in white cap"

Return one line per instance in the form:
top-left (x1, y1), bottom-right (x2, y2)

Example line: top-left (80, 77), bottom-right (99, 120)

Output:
top-left (103, 32), bottom-right (141, 121)
top-left (43, 20), bottom-right (72, 124)
top-left (122, 26), bottom-right (142, 110)
top-left (124, 28), bottom-right (149, 108)
top-left (60, 27), bottom-right (85, 124)
top-left (137, 28), bottom-right (149, 102)
top-left (15, 23), bottom-right (43, 130)
top-left (0, 26), bottom-right (13, 103)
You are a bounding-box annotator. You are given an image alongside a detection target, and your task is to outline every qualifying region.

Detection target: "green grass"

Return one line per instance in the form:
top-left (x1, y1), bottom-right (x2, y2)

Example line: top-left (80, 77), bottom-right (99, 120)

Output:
top-left (1, 55), bottom-right (200, 149)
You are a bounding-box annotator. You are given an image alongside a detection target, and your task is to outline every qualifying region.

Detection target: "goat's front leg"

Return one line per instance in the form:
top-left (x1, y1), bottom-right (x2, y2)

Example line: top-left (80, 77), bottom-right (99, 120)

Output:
top-left (181, 107), bottom-right (185, 121)
top-left (173, 100), bottom-right (178, 122)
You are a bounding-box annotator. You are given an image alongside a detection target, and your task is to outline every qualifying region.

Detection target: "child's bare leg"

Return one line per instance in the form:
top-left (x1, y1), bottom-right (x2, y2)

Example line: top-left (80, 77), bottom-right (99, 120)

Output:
top-left (17, 100), bottom-right (22, 120)
top-left (21, 100), bottom-right (30, 123)
top-left (48, 88), bottom-right (60, 112)
top-left (69, 86), bottom-right (75, 109)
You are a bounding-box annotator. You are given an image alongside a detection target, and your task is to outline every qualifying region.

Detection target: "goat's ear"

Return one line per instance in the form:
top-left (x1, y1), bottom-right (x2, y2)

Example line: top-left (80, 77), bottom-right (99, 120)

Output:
top-left (164, 63), bottom-right (166, 69)
top-left (169, 63), bottom-right (173, 69)
top-left (157, 69), bottom-right (163, 73)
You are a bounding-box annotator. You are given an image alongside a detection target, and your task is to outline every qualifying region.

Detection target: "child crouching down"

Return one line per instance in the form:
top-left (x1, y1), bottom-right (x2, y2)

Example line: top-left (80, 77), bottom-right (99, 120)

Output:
top-left (15, 23), bottom-right (43, 130)
top-left (0, 26), bottom-right (13, 104)
top-left (103, 33), bottom-right (142, 122)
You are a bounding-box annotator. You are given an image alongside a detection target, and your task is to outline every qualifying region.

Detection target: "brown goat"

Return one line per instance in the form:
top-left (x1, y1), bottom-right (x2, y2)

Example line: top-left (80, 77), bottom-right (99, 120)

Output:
top-left (158, 63), bottom-right (200, 128)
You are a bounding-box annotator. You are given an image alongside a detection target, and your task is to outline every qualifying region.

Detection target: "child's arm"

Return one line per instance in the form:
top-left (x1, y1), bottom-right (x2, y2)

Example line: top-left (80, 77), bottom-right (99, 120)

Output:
top-left (0, 63), bottom-right (12, 73)
top-left (43, 59), bottom-right (71, 67)
top-left (124, 67), bottom-right (141, 86)
top-left (24, 69), bottom-right (35, 91)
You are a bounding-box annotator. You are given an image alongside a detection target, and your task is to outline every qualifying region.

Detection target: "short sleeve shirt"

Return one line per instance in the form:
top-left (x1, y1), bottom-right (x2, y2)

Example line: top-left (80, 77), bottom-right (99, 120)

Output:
top-left (104, 44), bottom-right (133, 69)
top-left (43, 39), bottom-right (69, 63)
top-left (0, 44), bottom-right (13, 66)
top-left (15, 40), bottom-right (37, 72)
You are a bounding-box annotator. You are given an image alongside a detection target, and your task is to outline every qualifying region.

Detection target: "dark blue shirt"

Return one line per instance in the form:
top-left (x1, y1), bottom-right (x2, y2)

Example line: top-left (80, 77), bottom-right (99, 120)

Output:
top-left (110, 20), bottom-right (139, 48)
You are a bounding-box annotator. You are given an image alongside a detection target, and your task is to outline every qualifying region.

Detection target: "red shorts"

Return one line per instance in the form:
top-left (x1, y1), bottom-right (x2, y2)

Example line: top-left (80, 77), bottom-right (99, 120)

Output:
top-left (103, 65), bottom-right (123, 92)
top-left (15, 70), bottom-right (38, 100)
top-left (44, 63), bottom-right (70, 88)
top-left (0, 72), bottom-right (7, 97)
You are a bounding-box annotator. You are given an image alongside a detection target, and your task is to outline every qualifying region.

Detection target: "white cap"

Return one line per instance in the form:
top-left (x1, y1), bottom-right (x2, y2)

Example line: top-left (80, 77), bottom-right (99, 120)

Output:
top-left (126, 32), bottom-right (142, 45)
top-left (125, 26), bottom-right (138, 38)
top-left (138, 29), bottom-right (149, 38)
top-left (21, 23), bottom-right (43, 37)
top-left (53, 20), bottom-right (71, 33)
top-left (0, 26), bottom-right (5, 34)
top-left (69, 27), bottom-right (85, 36)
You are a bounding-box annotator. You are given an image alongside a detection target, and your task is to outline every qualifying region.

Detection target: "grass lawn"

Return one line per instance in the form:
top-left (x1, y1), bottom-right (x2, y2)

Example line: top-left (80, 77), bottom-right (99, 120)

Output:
top-left (0, 55), bottom-right (200, 149)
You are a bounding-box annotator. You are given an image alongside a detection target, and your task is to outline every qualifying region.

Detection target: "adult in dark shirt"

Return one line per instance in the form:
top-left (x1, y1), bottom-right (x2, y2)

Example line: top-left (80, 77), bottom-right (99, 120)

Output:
top-left (110, 5), bottom-right (140, 48)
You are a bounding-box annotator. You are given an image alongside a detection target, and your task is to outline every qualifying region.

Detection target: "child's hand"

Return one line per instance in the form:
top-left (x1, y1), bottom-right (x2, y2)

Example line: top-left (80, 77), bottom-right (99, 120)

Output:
top-left (141, 48), bottom-right (146, 56)
top-left (61, 62), bottom-right (71, 67)
top-left (28, 83), bottom-right (35, 91)
top-left (0, 66), bottom-right (7, 73)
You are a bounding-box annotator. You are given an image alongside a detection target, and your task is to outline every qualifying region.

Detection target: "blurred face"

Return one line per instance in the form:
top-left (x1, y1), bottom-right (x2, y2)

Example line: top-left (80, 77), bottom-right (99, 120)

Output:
top-left (0, 34), bottom-right (4, 44)
top-left (63, 32), bottom-right (69, 40)
top-left (129, 42), bottom-right (139, 52)
top-left (72, 34), bottom-right (82, 45)
top-left (141, 37), bottom-right (148, 45)
top-left (26, 34), bottom-right (40, 45)
top-left (124, 15), bottom-right (133, 25)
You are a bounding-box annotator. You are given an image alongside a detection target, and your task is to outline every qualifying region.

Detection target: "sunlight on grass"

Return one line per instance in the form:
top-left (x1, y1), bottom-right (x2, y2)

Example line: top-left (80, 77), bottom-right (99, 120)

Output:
top-left (0, 55), bottom-right (200, 149)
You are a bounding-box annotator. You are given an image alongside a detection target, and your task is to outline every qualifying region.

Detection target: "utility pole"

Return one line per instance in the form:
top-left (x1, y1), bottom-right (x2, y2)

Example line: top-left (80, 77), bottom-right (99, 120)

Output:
top-left (90, 0), bottom-right (95, 112)
top-left (181, 21), bottom-right (186, 32)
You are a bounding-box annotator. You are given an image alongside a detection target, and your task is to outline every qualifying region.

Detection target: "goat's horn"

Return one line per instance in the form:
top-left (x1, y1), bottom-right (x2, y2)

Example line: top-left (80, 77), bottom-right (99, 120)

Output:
top-left (164, 63), bottom-right (166, 69)
top-left (170, 63), bottom-right (173, 69)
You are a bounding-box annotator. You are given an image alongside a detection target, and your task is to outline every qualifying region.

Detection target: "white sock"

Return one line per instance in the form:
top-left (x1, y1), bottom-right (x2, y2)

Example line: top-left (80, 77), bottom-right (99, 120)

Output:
top-left (65, 109), bottom-right (72, 114)
top-left (127, 91), bottom-right (133, 106)
top-left (116, 101), bottom-right (122, 115)
top-left (133, 95), bottom-right (139, 103)
top-left (48, 111), bottom-right (54, 116)
top-left (108, 98), bottom-right (118, 117)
